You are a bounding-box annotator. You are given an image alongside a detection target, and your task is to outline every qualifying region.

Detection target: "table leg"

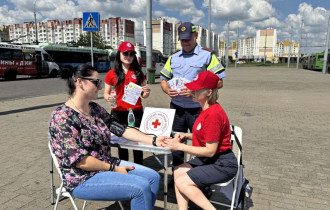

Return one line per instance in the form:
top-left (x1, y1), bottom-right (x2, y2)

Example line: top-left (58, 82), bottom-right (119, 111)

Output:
top-left (164, 153), bottom-right (168, 210)
top-left (50, 154), bottom-right (55, 205)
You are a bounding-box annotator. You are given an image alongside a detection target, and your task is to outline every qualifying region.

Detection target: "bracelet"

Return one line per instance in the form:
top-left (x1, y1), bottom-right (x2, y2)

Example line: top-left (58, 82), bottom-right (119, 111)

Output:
top-left (152, 136), bottom-right (157, 147)
top-left (108, 163), bottom-right (115, 171)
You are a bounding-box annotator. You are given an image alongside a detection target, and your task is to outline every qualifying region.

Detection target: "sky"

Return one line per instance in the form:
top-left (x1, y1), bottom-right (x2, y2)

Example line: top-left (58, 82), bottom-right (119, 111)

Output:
top-left (0, 0), bottom-right (329, 53)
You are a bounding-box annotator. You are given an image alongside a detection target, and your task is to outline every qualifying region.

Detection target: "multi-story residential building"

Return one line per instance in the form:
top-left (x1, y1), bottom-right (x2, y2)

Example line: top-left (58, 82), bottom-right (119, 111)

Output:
top-left (0, 25), bottom-right (9, 41)
top-left (101, 17), bottom-right (134, 50)
top-left (276, 41), bottom-right (299, 57)
top-left (237, 37), bottom-right (256, 61)
top-left (7, 17), bottom-right (134, 49)
top-left (143, 18), bottom-right (174, 56)
top-left (255, 28), bottom-right (277, 61)
top-left (160, 23), bottom-right (220, 56)
top-left (219, 41), bottom-right (227, 59)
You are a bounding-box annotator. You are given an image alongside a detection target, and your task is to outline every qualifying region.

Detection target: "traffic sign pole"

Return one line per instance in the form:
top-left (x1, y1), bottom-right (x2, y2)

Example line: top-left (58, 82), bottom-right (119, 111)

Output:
top-left (83, 12), bottom-right (99, 68)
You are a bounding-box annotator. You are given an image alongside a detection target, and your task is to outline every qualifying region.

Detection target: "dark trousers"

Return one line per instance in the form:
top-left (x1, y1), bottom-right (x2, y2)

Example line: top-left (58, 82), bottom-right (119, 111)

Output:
top-left (111, 110), bottom-right (144, 165)
top-left (170, 102), bottom-right (200, 167)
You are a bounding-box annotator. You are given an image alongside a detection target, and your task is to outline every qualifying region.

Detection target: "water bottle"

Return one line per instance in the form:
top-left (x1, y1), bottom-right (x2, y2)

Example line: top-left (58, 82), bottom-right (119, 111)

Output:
top-left (127, 108), bottom-right (135, 127)
top-left (110, 86), bottom-right (117, 108)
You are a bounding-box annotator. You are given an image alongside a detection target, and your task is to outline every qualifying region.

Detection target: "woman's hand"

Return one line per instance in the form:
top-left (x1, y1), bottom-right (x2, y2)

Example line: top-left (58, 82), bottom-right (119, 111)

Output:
top-left (114, 165), bottom-right (135, 174)
top-left (141, 85), bottom-right (151, 98)
top-left (107, 94), bottom-right (116, 104)
top-left (156, 136), bottom-right (171, 147)
top-left (174, 133), bottom-right (186, 142)
top-left (163, 137), bottom-right (181, 150)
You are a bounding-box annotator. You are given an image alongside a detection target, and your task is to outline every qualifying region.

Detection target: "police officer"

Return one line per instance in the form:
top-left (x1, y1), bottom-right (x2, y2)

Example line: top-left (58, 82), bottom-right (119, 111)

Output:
top-left (160, 22), bottom-right (226, 188)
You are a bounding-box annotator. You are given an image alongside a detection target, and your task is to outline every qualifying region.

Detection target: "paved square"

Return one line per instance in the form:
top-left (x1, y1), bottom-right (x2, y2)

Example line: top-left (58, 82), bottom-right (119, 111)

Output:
top-left (0, 66), bottom-right (329, 209)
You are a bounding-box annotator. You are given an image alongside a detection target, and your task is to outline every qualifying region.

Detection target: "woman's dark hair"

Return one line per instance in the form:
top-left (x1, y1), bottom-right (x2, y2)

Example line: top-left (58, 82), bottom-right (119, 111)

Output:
top-left (113, 52), bottom-right (143, 86)
top-left (61, 64), bottom-right (97, 95)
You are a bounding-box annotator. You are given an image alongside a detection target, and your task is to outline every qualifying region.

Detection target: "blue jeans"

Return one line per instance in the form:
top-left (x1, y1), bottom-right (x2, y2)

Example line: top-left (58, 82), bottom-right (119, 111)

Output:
top-left (72, 160), bottom-right (160, 210)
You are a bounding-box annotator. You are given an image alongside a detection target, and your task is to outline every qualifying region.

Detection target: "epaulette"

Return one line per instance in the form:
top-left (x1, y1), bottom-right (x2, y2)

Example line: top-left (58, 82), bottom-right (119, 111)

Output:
top-left (202, 47), bottom-right (215, 53)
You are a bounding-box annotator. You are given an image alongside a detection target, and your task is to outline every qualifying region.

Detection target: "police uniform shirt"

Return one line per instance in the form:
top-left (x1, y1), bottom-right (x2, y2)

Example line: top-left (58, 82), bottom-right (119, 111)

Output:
top-left (160, 44), bottom-right (226, 108)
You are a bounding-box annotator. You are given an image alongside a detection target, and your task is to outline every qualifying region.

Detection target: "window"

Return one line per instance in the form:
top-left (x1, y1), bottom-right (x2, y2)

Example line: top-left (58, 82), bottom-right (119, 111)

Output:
top-left (12, 50), bottom-right (23, 60)
top-left (0, 49), bottom-right (12, 60)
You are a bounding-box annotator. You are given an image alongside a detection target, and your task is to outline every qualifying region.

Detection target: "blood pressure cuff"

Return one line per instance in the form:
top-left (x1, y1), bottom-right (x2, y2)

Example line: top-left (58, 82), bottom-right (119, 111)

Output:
top-left (108, 117), bottom-right (127, 137)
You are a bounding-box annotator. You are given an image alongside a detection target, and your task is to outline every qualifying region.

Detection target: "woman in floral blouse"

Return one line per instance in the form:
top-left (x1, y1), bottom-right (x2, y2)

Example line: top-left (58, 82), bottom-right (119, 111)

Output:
top-left (49, 64), bottom-right (163, 210)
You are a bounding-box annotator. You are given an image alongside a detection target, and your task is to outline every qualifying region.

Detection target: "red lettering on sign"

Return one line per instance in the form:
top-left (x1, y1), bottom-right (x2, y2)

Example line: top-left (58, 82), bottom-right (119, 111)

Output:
top-left (152, 119), bottom-right (161, 128)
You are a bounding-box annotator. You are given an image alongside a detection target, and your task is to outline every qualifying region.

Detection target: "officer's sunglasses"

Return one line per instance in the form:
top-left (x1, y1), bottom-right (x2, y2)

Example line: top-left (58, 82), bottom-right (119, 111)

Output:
top-left (79, 77), bottom-right (102, 88)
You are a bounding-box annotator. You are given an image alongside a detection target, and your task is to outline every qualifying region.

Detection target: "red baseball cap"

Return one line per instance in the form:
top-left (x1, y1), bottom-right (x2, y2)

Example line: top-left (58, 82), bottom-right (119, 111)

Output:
top-left (118, 41), bottom-right (136, 53)
top-left (185, 71), bottom-right (219, 90)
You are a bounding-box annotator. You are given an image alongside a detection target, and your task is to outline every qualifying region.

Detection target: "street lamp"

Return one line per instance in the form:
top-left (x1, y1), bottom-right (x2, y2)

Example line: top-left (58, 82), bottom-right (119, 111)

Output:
top-left (322, 14), bottom-right (330, 74)
top-left (34, 0), bottom-right (39, 45)
top-left (225, 20), bottom-right (230, 68)
top-left (208, 0), bottom-right (211, 49)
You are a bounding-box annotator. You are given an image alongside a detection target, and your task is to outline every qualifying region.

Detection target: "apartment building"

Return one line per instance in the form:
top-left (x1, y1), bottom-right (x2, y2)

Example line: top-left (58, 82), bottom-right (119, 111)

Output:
top-left (7, 17), bottom-right (134, 48)
top-left (276, 41), bottom-right (299, 57)
top-left (0, 25), bottom-right (10, 42)
top-left (147, 21), bottom-right (220, 57)
top-left (219, 41), bottom-right (227, 59)
top-left (255, 28), bottom-right (277, 61)
top-left (143, 18), bottom-right (175, 56)
top-left (237, 37), bottom-right (256, 60)
top-left (101, 17), bottom-right (135, 50)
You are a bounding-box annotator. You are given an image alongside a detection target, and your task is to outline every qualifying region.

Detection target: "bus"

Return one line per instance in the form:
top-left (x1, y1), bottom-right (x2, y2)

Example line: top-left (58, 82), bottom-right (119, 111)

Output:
top-left (302, 50), bottom-right (330, 72)
top-left (0, 43), bottom-right (59, 80)
top-left (135, 46), bottom-right (164, 77)
top-left (109, 46), bottom-right (164, 77)
top-left (38, 43), bottom-right (110, 73)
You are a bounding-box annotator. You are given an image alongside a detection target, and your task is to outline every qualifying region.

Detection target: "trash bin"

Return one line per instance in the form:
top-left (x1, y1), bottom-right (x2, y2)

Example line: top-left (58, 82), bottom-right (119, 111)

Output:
top-left (147, 68), bottom-right (156, 84)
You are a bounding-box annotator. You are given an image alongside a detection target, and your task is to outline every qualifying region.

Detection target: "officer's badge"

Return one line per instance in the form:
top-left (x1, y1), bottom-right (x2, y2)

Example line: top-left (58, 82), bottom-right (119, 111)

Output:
top-left (181, 27), bottom-right (186, 32)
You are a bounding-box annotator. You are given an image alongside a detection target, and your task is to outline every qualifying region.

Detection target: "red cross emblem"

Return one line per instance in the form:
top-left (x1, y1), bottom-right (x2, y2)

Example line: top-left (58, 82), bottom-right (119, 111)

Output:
top-left (151, 119), bottom-right (161, 128)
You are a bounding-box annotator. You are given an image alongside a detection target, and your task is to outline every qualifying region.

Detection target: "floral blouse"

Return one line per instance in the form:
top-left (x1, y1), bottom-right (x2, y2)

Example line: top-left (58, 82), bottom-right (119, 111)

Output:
top-left (49, 102), bottom-right (120, 192)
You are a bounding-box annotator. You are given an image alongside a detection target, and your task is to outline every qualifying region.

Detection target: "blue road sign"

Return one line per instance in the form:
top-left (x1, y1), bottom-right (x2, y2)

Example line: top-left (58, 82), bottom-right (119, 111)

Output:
top-left (83, 12), bottom-right (100, 31)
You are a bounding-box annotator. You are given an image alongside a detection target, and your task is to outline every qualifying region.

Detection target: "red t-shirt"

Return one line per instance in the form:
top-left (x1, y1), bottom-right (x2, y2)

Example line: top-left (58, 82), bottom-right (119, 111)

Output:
top-left (104, 67), bottom-right (146, 111)
top-left (192, 103), bottom-right (232, 154)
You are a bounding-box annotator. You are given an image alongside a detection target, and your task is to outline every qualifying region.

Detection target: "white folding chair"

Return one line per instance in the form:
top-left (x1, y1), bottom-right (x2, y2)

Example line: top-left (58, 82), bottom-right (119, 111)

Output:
top-left (208, 125), bottom-right (243, 210)
top-left (48, 141), bottom-right (124, 210)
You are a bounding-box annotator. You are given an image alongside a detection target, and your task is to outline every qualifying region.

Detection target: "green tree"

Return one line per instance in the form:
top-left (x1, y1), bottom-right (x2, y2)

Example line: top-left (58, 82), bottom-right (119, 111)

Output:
top-left (77, 32), bottom-right (112, 49)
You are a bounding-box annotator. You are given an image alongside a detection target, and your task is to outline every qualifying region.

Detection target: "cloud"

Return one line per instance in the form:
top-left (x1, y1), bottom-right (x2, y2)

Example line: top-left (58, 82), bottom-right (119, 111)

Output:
top-left (156, 0), bottom-right (205, 25)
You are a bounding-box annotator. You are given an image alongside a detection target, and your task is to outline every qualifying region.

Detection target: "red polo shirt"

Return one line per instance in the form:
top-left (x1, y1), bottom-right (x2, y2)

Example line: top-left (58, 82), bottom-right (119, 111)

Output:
top-left (104, 67), bottom-right (145, 111)
top-left (192, 103), bottom-right (232, 154)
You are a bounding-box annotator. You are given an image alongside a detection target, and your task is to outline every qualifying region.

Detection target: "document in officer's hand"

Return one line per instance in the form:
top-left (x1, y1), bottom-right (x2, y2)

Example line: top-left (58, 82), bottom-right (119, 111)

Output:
top-left (167, 78), bottom-right (190, 92)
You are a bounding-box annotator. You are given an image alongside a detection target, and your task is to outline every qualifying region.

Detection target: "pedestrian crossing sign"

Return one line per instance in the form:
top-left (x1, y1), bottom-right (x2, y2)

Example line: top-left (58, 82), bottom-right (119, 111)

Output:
top-left (83, 12), bottom-right (100, 31)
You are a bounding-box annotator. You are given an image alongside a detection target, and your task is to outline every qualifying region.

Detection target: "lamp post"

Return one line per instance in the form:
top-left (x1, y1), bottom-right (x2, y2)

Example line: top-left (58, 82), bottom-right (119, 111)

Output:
top-left (208, 0), bottom-right (211, 49)
top-left (34, 0), bottom-right (39, 45)
top-left (264, 28), bottom-right (267, 64)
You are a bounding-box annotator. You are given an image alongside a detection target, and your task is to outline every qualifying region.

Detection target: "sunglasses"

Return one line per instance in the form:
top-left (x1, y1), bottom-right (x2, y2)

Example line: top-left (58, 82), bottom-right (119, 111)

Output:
top-left (122, 51), bottom-right (135, 57)
top-left (79, 77), bottom-right (102, 88)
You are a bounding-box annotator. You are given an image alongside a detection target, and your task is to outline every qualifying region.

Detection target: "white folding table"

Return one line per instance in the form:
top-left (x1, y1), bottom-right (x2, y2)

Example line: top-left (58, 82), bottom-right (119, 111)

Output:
top-left (111, 137), bottom-right (172, 210)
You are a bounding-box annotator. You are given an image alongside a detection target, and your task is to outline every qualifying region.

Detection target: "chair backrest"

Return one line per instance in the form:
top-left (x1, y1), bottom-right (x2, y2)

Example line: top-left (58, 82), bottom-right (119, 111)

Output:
top-left (230, 125), bottom-right (243, 166)
top-left (48, 141), bottom-right (64, 181)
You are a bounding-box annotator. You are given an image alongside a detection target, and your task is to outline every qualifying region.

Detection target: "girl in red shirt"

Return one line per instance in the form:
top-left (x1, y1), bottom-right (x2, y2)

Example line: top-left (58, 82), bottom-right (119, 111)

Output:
top-left (163, 71), bottom-right (238, 210)
top-left (104, 41), bottom-right (150, 164)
